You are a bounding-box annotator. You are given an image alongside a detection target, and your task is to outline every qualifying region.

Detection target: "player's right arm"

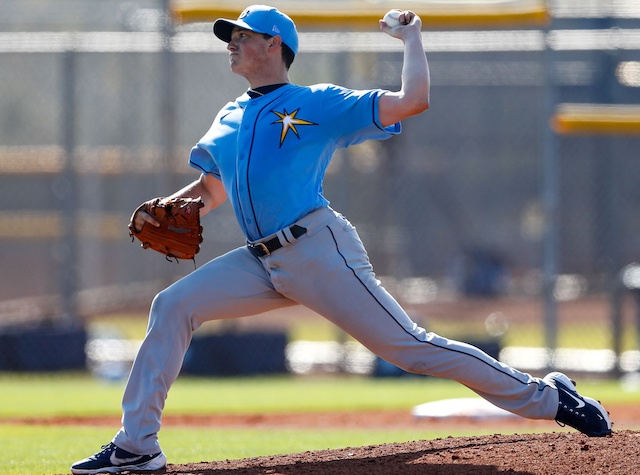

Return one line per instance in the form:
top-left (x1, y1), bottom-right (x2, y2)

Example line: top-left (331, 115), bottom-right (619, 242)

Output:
top-left (378, 10), bottom-right (430, 127)
top-left (130, 174), bottom-right (227, 232)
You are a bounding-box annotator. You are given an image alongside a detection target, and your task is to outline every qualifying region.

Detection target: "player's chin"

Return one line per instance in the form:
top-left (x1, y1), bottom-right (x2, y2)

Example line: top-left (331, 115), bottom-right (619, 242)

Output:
top-left (229, 59), bottom-right (242, 72)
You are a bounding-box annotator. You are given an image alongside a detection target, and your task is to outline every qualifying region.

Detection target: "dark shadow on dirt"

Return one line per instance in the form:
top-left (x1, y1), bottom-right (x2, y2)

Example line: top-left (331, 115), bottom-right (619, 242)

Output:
top-left (161, 435), bottom-right (539, 475)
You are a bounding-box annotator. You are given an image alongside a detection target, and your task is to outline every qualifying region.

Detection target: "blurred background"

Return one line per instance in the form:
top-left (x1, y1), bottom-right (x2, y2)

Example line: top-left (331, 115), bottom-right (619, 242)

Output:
top-left (0, 0), bottom-right (639, 383)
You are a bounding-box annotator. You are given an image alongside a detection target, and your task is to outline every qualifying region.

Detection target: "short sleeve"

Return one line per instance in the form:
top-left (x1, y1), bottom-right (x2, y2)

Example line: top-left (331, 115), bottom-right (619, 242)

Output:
top-left (189, 143), bottom-right (221, 178)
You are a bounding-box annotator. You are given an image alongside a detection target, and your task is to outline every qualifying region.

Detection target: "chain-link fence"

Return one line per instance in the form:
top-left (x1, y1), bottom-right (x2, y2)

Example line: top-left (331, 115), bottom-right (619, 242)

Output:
top-left (0, 0), bottom-right (639, 377)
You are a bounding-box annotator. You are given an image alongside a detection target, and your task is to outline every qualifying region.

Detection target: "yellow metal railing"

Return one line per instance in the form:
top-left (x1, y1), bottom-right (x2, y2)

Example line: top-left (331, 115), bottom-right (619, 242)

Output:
top-left (551, 103), bottom-right (640, 135)
top-left (171, 1), bottom-right (551, 29)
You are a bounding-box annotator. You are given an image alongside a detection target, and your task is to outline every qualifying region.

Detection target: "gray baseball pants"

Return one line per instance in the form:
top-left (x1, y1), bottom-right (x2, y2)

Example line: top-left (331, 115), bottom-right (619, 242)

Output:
top-left (113, 206), bottom-right (559, 455)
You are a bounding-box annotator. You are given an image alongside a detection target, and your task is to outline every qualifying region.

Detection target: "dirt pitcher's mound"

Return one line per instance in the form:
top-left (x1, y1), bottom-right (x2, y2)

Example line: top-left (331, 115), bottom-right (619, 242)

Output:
top-left (159, 430), bottom-right (638, 475)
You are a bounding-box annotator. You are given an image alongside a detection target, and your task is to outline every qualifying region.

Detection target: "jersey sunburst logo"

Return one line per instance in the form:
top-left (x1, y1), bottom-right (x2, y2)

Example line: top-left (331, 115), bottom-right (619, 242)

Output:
top-left (271, 108), bottom-right (317, 146)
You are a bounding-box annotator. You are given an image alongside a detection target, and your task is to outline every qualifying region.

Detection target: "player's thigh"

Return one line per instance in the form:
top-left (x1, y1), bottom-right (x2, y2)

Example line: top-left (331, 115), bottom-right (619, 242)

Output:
top-left (280, 218), bottom-right (426, 348)
top-left (156, 246), bottom-right (295, 324)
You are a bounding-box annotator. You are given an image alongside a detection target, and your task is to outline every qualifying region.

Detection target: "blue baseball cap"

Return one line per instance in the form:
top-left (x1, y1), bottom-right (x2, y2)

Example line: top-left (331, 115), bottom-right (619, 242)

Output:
top-left (213, 5), bottom-right (299, 56)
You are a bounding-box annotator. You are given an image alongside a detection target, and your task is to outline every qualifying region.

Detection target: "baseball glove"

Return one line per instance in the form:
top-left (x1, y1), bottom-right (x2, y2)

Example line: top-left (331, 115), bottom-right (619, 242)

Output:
top-left (129, 196), bottom-right (204, 262)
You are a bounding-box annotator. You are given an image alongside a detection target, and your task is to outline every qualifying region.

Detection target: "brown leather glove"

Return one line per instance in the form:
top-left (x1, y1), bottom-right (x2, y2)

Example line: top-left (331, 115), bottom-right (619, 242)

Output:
top-left (129, 197), bottom-right (204, 262)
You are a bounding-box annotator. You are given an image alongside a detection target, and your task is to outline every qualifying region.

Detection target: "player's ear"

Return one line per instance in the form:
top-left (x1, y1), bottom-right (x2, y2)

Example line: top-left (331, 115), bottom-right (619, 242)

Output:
top-left (268, 35), bottom-right (283, 50)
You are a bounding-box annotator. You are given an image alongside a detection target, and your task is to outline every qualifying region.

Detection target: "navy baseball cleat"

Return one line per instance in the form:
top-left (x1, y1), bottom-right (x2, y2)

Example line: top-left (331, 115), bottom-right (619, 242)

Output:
top-left (70, 442), bottom-right (166, 474)
top-left (544, 371), bottom-right (612, 437)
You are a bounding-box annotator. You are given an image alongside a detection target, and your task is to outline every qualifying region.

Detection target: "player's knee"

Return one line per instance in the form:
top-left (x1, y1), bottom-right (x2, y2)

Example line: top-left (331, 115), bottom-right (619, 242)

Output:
top-left (392, 360), bottom-right (430, 375)
top-left (149, 288), bottom-right (190, 327)
top-left (404, 361), bottom-right (431, 374)
top-left (382, 355), bottom-right (430, 375)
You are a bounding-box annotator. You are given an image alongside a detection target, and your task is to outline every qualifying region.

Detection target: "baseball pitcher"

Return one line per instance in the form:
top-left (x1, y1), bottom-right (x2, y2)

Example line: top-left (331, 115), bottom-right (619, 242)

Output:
top-left (71, 5), bottom-right (611, 474)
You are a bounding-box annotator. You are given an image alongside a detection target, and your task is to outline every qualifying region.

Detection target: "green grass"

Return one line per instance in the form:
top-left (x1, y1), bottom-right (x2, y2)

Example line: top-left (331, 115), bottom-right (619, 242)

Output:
top-left (0, 373), bottom-right (482, 418)
top-left (0, 374), bottom-right (479, 475)
top-left (0, 373), bottom-right (638, 475)
top-left (3, 373), bottom-right (637, 419)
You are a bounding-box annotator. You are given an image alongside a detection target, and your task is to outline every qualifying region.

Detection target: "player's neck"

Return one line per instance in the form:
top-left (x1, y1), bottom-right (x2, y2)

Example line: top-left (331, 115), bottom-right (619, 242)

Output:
top-left (246, 69), bottom-right (290, 90)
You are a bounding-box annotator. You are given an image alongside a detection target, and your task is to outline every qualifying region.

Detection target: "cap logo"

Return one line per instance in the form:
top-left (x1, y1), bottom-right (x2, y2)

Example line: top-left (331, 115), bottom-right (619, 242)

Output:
top-left (272, 25), bottom-right (280, 34)
top-left (239, 9), bottom-right (250, 19)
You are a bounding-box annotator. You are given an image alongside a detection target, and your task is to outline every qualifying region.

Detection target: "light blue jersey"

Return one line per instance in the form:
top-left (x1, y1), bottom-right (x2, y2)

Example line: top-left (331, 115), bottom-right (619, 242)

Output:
top-left (189, 83), bottom-right (400, 240)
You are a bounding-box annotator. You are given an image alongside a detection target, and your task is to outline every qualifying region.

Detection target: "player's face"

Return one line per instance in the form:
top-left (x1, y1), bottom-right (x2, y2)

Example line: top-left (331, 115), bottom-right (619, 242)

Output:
top-left (227, 28), bottom-right (271, 78)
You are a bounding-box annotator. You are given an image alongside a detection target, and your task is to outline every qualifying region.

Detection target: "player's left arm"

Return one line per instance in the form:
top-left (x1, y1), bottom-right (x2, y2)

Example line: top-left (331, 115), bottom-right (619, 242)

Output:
top-left (164, 173), bottom-right (227, 217)
top-left (378, 10), bottom-right (430, 127)
top-left (130, 173), bottom-right (227, 232)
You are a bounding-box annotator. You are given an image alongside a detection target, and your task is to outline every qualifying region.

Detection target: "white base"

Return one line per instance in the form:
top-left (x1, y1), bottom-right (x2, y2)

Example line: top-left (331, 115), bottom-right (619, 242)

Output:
top-left (412, 398), bottom-right (518, 420)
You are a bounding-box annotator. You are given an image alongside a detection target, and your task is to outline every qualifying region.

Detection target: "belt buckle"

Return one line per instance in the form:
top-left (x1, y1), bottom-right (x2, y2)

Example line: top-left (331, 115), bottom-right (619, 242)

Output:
top-left (257, 242), bottom-right (270, 256)
top-left (251, 241), bottom-right (270, 256)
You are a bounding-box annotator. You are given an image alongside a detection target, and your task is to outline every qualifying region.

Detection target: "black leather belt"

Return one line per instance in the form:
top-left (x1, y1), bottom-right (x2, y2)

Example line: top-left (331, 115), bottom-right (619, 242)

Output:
top-left (247, 225), bottom-right (307, 258)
